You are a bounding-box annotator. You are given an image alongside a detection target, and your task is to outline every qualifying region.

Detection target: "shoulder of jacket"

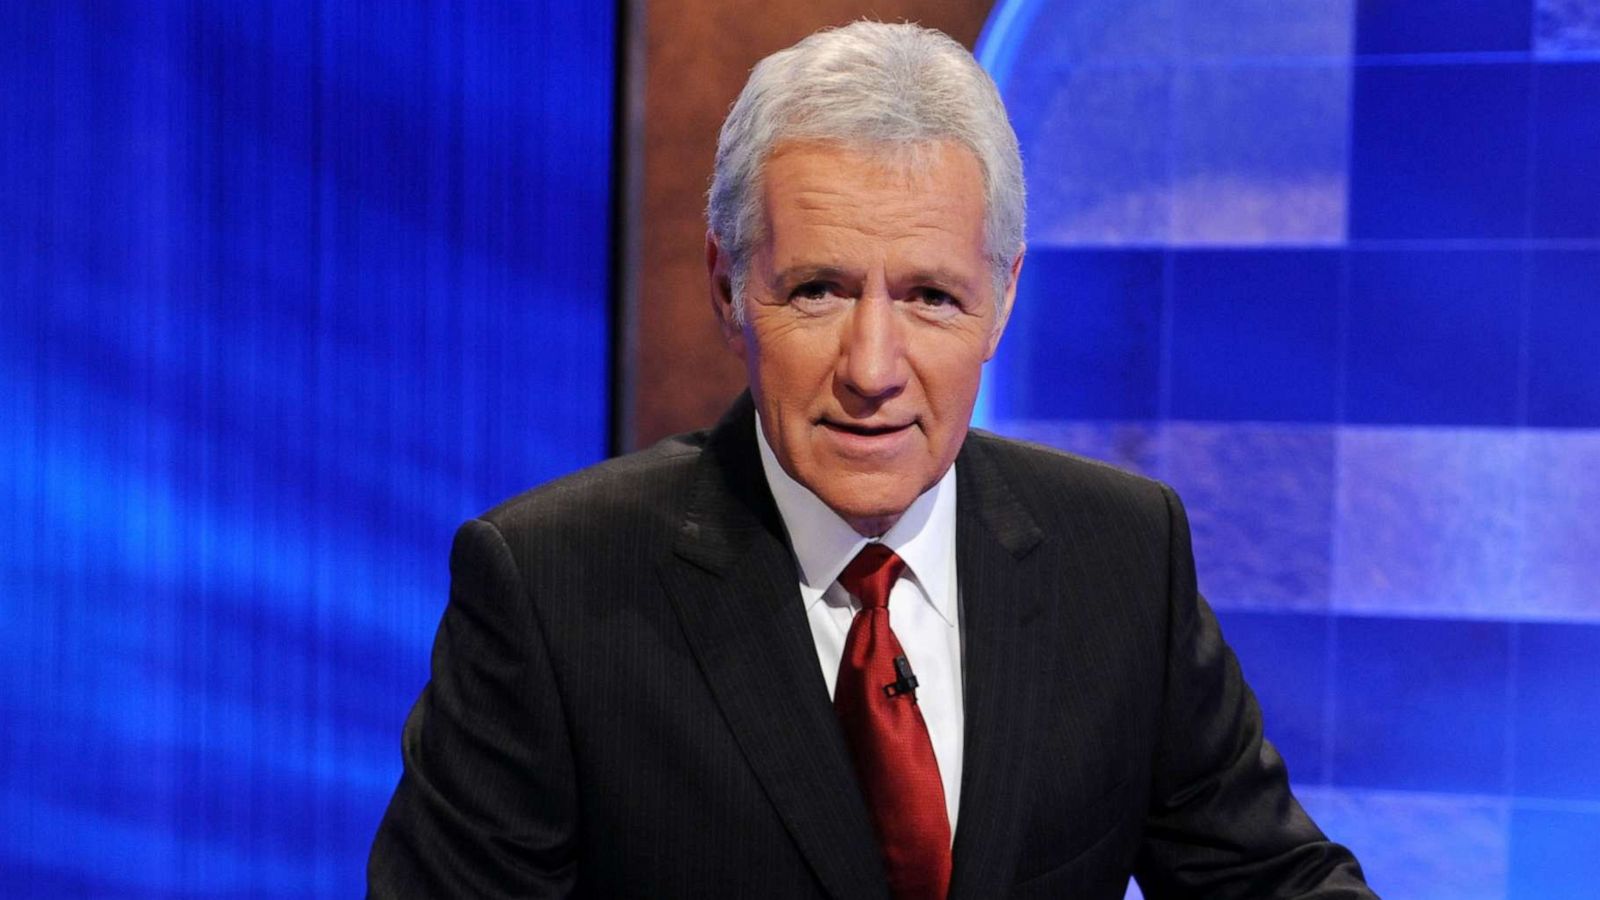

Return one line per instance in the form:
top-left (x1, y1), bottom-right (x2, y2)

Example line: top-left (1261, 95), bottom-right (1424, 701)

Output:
top-left (474, 429), bottom-right (708, 538)
top-left (966, 428), bottom-right (1170, 502)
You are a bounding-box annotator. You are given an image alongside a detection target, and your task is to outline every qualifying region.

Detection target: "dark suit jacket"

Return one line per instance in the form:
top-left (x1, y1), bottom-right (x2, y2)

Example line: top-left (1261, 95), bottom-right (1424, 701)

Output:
top-left (369, 395), bottom-right (1373, 898)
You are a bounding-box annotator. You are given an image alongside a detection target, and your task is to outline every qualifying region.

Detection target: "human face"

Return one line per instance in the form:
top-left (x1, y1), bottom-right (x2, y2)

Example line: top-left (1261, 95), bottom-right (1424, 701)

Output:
top-left (708, 140), bottom-right (1021, 537)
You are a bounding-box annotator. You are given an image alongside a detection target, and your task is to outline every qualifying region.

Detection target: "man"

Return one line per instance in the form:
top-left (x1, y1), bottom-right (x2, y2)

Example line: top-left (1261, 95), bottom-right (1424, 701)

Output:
top-left (370, 22), bottom-right (1374, 899)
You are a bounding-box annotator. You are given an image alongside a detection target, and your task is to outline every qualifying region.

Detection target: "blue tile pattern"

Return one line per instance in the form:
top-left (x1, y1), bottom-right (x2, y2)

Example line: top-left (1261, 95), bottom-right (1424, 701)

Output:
top-left (991, 249), bottom-right (1165, 421)
top-left (1345, 251), bottom-right (1525, 425)
top-left (1512, 623), bottom-right (1600, 800)
top-left (1356, 0), bottom-right (1533, 54)
top-left (978, 1), bottom-right (1600, 894)
top-left (1007, 64), bottom-right (1174, 245)
top-left (1520, 433), bottom-right (1600, 622)
top-left (1332, 617), bottom-right (1513, 793)
top-left (1331, 428), bottom-right (1525, 618)
top-left (1507, 805), bottom-right (1600, 899)
top-left (1168, 251), bottom-right (1341, 420)
top-left (1298, 787), bottom-right (1511, 899)
top-left (994, 0), bottom-right (1179, 70)
top-left (1536, 0), bottom-right (1600, 54)
top-left (1214, 610), bottom-right (1329, 782)
top-left (1179, 0), bottom-right (1355, 59)
top-left (1170, 65), bottom-right (1350, 244)
top-left (1349, 64), bottom-right (1532, 240)
top-left (1526, 252), bottom-right (1600, 426)
top-left (1165, 423), bottom-right (1336, 611)
top-left (998, 421), bottom-right (1163, 478)
top-left (1531, 64), bottom-right (1600, 237)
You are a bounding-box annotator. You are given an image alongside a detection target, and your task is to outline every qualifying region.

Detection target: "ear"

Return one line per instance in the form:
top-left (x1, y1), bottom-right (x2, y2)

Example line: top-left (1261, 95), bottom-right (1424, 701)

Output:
top-left (706, 230), bottom-right (746, 359)
top-left (985, 247), bottom-right (1025, 361)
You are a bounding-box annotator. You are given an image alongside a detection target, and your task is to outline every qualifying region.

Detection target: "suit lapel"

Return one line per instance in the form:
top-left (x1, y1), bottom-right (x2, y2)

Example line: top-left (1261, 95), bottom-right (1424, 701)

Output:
top-left (947, 434), bottom-right (1048, 898)
top-left (658, 396), bottom-right (889, 900)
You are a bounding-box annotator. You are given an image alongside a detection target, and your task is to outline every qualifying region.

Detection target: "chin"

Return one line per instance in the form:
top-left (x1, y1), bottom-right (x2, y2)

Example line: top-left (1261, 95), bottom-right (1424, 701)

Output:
top-left (818, 481), bottom-right (923, 534)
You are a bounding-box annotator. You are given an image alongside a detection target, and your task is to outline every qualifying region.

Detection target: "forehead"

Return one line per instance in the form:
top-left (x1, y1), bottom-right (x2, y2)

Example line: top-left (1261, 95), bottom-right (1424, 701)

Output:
top-left (757, 140), bottom-right (988, 264)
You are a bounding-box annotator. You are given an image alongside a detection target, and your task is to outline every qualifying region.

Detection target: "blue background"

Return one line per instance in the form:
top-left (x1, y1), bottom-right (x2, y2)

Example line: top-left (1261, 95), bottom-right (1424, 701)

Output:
top-left (4, 0), bottom-right (1598, 897)
top-left (0, 1), bottom-right (614, 895)
top-left (977, 1), bottom-right (1600, 897)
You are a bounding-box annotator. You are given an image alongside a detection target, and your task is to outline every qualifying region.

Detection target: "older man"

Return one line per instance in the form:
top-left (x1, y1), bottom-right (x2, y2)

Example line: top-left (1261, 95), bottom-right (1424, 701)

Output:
top-left (370, 21), bottom-right (1373, 899)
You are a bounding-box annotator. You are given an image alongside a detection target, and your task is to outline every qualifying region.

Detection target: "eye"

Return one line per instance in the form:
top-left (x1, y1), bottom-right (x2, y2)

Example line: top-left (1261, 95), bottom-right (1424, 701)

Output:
top-left (911, 287), bottom-right (963, 317)
top-left (787, 280), bottom-right (849, 315)
top-left (791, 280), bottom-right (831, 301)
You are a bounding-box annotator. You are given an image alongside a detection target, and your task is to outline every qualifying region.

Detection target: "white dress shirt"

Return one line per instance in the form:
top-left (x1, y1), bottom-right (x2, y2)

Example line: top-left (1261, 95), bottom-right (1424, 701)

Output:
top-left (755, 416), bottom-right (965, 833)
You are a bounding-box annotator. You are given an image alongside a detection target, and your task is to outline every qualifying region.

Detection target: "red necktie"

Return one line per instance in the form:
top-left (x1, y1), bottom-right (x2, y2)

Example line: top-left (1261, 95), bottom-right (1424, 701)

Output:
top-left (834, 543), bottom-right (952, 900)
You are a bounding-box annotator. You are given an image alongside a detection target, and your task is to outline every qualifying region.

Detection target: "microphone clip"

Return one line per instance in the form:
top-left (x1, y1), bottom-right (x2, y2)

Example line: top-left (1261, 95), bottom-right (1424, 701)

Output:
top-left (883, 655), bottom-right (920, 703)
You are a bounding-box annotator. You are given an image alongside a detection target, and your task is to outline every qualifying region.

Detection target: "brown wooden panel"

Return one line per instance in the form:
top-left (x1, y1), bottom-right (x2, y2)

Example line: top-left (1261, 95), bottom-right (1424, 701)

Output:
top-left (622, 0), bottom-right (999, 450)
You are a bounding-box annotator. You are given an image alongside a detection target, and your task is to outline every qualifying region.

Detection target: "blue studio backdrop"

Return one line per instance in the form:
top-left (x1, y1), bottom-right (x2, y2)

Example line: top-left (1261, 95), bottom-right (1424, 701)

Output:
top-left (5, 1), bottom-right (1600, 898)
top-left (1, 2), bottom-right (615, 895)
top-left (976, 1), bottom-right (1600, 898)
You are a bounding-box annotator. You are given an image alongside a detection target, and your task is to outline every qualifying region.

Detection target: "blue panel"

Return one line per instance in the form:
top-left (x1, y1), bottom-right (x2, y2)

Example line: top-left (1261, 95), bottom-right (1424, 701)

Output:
top-left (1507, 806), bottom-right (1600, 900)
top-left (1170, 65), bottom-right (1350, 245)
top-left (992, 249), bottom-right (1164, 420)
top-left (1521, 432), bottom-right (1600, 622)
top-left (1527, 252), bottom-right (1600, 427)
top-left (996, 421), bottom-right (1164, 478)
top-left (1168, 251), bottom-right (1340, 420)
top-left (1532, 63), bottom-right (1600, 238)
top-left (1349, 63), bottom-right (1532, 239)
top-left (1331, 616), bottom-right (1512, 792)
top-left (0, 1), bottom-right (614, 895)
top-left (1296, 787), bottom-right (1510, 900)
top-left (1178, 0), bottom-right (1355, 58)
top-left (1007, 64), bottom-right (1173, 245)
top-left (1346, 250), bottom-right (1523, 426)
top-left (1535, 0), bottom-right (1600, 55)
top-left (1165, 423), bottom-right (1336, 612)
top-left (979, 3), bottom-right (1600, 895)
top-left (1355, 0), bottom-right (1533, 54)
top-left (996, 0), bottom-right (1179, 69)
top-left (1213, 610), bottom-right (1328, 784)
top-left (1331, 428), bottom-right (1524, 619)
top-left (1512, 623), bottom-right (1600, 800)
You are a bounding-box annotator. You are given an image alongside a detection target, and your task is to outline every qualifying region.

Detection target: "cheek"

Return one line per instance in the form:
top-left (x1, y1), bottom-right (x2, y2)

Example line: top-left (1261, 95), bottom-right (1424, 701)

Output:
top-left (754, 334), bottom-right (835, 394)
top-left (916, 338), bottom-right (989, 406)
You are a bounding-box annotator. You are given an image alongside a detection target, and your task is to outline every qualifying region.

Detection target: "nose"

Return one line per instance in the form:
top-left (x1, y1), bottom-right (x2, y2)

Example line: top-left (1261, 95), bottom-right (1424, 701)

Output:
top-left (837, 294), bottom-right (908, 403)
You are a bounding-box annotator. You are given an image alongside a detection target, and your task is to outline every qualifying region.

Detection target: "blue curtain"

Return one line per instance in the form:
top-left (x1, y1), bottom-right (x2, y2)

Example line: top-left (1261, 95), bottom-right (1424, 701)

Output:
top-left (0, 2), bottom-right (615, 895)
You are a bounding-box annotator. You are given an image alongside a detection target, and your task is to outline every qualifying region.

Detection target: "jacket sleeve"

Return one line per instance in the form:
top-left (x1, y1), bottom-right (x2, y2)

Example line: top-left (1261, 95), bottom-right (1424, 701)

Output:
top-left (368, 518), bottom-right (579, 898)
top-left (1133, 485), bottom-right (1377, 899)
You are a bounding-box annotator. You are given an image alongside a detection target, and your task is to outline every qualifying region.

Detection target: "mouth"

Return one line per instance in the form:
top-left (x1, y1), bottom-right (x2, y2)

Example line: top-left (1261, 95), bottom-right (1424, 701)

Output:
top-left (820, 419), bottom-right (914, 437)
top-left (817, 418), bottom-right (917, 458)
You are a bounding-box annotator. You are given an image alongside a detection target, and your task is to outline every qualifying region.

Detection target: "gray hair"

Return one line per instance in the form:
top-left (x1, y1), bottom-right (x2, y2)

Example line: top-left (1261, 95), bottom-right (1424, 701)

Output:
top-left (707, 21), bottom-right (1025, 319)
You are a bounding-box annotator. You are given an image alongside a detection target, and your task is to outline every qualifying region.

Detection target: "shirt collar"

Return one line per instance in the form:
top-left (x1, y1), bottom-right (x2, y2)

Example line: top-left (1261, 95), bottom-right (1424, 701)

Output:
top-left (754, 412), bottom-right (957, 625)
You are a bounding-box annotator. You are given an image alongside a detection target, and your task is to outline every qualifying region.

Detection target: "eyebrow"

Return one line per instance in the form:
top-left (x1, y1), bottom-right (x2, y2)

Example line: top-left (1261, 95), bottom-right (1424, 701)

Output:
top-left (769, 265), bottom-right (977, 294)
top-left (905, 268), bottom-right (977, 293)
top-left (769, 265), bottom-right (854, 293)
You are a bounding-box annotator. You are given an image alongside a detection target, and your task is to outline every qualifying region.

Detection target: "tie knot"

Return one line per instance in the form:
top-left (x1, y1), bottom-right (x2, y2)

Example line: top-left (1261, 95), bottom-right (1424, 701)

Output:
top-left (837, 543), bottom-right (906, 610)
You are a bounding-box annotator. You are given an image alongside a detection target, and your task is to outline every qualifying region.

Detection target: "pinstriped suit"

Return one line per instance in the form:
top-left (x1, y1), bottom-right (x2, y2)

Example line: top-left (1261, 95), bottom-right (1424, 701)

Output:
top-left (368, 394), bottom-right (1373, 898)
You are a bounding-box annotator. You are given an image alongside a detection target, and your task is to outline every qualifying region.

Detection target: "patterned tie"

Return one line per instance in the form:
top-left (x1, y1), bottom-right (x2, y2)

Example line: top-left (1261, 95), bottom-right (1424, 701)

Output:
top-left (834, 543), bottom-right (952, 900)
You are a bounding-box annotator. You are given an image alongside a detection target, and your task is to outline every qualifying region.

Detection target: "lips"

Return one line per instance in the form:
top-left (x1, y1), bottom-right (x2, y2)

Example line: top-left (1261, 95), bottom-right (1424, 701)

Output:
top-left (817, 418), bottom-right (917, 460)
top-left (821, 419), bottom-right (913, 436)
